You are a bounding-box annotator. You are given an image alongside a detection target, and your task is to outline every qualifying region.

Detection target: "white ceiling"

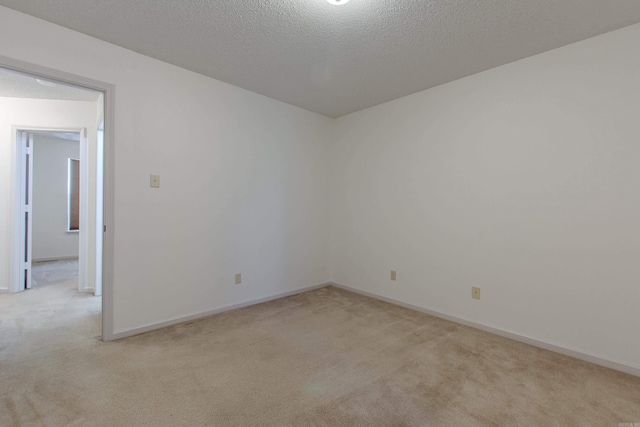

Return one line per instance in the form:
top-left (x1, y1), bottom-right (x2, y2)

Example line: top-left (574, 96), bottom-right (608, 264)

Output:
top-left (0, 67), bottom-right (100, 102)
top-left (1, 1), bottom-right (639, 118)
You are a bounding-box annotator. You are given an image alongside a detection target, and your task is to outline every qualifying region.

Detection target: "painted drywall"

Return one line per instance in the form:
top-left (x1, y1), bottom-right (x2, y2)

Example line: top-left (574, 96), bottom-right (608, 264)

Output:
top-left (0, 97), bottom-right (98, 292)
top-left (330, 24), bottom-right (640, 370)
top-left (32, 135), bottom-right (79, 260)
top-left (0, 6), bottom-right (332, 333)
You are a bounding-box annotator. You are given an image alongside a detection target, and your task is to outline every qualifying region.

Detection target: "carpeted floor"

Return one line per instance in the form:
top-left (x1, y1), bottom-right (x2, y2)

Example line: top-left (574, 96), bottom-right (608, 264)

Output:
top-left (31, 258), bottom-right (80, 289)
top-left (1, 265), bottom-right (639, 426)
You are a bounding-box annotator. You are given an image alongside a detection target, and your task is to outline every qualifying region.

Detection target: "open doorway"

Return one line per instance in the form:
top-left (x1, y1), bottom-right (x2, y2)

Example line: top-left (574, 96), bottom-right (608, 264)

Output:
top-left (13, 127), bottom-right (102, 296)
top-left (0, 58), bottom-right (113, 341)
top-left (15, 129), bottom-right (90, 294)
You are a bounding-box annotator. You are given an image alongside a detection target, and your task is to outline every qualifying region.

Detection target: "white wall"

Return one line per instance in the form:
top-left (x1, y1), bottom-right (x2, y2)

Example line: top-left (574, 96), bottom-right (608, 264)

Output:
top-left (0, 97), bottom-right (98, 291)
top-left (330, 24), bottom-right (640, 370)
top-left (0, 6), bottom-right (332, 333)
top-left (32, 135), bottom-right (79, 261)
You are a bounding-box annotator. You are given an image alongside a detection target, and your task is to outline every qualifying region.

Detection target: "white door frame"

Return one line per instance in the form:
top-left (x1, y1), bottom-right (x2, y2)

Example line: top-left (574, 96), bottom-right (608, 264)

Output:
top-left (11, 127), bottom-right (89, 293)
top-left (13, 131), bottom-right (34, 291)
top-left (95, 118), bottom-right (104, 297)
top-left (0, 55), bottom-right (116, 341)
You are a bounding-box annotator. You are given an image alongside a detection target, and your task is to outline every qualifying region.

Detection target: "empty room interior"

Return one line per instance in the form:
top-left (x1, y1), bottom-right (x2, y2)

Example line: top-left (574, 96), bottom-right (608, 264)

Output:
top-left (0, 1), bottom-right (639, 425)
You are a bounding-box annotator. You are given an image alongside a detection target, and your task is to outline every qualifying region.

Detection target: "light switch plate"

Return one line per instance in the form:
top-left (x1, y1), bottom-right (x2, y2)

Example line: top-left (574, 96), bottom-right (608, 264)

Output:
top-left (150, 174), bottom-right (160, 188)
top-left (390, 270), bottom-right (397, 281)
top-left (235, 273), bottom-right (242, 285)
top-left (472, 286), bottom-right (481, 300)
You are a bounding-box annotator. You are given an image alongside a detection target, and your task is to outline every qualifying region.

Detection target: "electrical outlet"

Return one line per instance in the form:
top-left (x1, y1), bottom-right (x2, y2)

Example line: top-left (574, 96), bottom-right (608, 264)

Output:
top-left (235, 273), bottom-right (242, 285)
top-left (150, 174), bottom-right (160, 188)
top-left (472, 286), bottom-right (481, 300)
top-left (390, 270), bottom-right (397, 281)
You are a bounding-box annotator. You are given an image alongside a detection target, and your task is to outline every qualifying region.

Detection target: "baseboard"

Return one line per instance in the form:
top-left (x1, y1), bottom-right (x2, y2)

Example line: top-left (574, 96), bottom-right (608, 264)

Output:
top-left (109, 282), bottom-right (331, 341)
top-left (330, 282), bottom-right (640, 378)
top-left (33, 256), bottom-right (79, 262)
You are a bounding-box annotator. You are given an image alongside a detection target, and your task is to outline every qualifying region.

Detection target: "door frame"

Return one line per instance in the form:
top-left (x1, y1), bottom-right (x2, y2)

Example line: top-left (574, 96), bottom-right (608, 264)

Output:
top-left (13, 130), bottom-right (34, 292)
top-left (11, 127), bottom-right (88, 293)
top-left (1, 55), bottom-right (116, 341)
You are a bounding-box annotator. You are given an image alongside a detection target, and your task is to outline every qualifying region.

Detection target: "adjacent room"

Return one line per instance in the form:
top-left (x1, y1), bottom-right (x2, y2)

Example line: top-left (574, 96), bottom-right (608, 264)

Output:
top-left (0, 1), bottom-right (638, 425)
top-left (0, 68), bottom-right (103, 299)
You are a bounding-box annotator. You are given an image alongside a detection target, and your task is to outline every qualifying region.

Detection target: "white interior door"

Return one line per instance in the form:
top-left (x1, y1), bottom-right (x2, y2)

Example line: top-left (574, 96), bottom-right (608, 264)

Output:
top-left (18, 131), bottom-right (34, 291)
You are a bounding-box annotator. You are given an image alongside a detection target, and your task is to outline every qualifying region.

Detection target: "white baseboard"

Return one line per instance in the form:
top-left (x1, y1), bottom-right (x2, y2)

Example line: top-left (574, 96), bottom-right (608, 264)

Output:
top-left (109, 282), bottom-right (331, 341)
top-left (330, 282), bottom-right (640, 378)
top-left (33, 256), bottom-right (79, 262)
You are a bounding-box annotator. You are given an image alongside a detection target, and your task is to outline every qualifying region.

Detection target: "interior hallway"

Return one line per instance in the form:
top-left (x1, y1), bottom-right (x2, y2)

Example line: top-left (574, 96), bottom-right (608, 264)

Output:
top-left (1, 278), bottom-right (638, 425)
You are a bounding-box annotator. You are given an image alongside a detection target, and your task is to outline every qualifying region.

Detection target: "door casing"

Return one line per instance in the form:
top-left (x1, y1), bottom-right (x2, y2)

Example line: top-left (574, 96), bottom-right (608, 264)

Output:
top-left (1, 55), bottom-right (115, 341)
top-left (11, 128), bottom-right (90, 293)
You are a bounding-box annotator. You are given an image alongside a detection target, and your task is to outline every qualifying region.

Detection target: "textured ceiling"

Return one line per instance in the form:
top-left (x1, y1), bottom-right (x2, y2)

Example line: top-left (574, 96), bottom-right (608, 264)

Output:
top-left (0, 66), bottom-right (100, 101)
top-left (1, 1), bottom-right (640, 117)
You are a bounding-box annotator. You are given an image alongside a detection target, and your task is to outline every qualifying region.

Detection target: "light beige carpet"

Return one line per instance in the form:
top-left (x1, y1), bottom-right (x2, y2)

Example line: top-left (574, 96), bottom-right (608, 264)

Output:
top-left (1, 265), bottom-right (639, 426)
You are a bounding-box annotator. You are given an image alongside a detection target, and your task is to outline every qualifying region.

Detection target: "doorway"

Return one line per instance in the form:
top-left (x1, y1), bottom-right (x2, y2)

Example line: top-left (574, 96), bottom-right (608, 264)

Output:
top-left (13, 129), bottom-right (93, 295)
top-left (0, 56), bottom-right (114, 340)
